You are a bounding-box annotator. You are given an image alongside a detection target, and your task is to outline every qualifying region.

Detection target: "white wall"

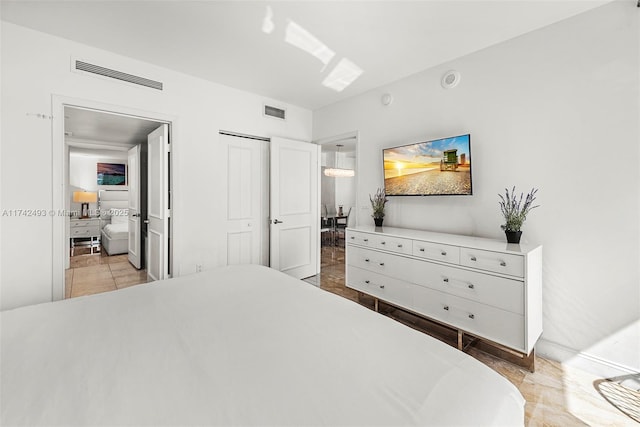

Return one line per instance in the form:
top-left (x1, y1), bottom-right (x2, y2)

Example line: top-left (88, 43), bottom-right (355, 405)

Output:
top-left (68, 152), bottom-right (128, 216)
top-left (314, 2), bottom-right (639, 374)
top-left (69, 152), bottom-right (128, 191)
top-left (1, 22), bottom-right (312, 310)
top-left (334, 155), bottom-right (356, 223)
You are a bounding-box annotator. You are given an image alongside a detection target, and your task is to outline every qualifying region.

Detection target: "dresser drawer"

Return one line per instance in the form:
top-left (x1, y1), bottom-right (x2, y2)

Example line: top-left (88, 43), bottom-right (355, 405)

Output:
top-left (460, 247), bottom-right (524, 277)
top-left (347, 245), bottom-right (416, 279)
top-left (346, 266), bottom-right (415, 306)
top-left (346, 230), bottom-right (412, 255)
top-left (71, 226), bottom-right (100, 237)
top-left (412, 240), bottom-right (460, 264)
top-left (70, 219), bottom-right (99, 228)
top-left (346, 230), bottom-right (373, 247)
top-left (405, 261), bottom-right (524, 315)
top-left (410, 287), bottom-right (525, 352)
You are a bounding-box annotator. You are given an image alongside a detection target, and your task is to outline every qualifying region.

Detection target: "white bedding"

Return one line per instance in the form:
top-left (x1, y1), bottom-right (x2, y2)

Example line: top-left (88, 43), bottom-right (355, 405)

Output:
top-left (1, 265), bottom-right (524, 426)
top-left (102, 222), bottom-right (128, 240)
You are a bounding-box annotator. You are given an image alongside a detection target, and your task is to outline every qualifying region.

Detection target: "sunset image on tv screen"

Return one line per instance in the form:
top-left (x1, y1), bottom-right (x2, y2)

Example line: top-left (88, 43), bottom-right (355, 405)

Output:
top-left (383, 134), bottom-right (471, 196)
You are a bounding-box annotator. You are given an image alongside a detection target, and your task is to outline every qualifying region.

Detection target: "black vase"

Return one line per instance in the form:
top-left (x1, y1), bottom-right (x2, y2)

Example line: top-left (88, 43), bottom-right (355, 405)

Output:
top-left (374, 218), bottom-right (384, 227)
top-left (505, 230), bottom-right (522, 244)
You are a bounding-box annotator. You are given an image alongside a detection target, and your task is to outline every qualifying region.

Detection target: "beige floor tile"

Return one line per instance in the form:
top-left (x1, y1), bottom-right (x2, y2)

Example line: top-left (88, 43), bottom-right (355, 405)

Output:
top-left (109, 261), bottom-right (137, 273)
top-left (70, 278), bottom-right (116, 297)
top-left (104, 254), bottom-right (129, 264)
top-left (70, 254), bottom-right (103, 268)
top-left (73, 271), bottom-right (114, 285)
top-left (73, 265), bottom-right (111, 280)
top-left (115, 272), bottom-right (148, 289)
top-left (73, 264), bottom-right (111, 274)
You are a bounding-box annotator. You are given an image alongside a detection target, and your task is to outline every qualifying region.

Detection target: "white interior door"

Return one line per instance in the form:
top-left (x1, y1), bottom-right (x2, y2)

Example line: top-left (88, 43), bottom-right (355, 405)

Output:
top-left (270, 137), bottom-right (320, 279)
top-left (222, 133), bottom-right (268, 266)
top-left (147, 124), bottom-right (170, 281)
top-left (127, 145), bottom-right (142, 269)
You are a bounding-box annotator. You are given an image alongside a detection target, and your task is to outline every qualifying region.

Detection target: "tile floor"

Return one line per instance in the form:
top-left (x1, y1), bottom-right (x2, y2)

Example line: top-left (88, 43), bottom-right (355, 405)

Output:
top-left (316, 245), bottom-right (639, 426)
top-left (65, 247), bottom-right (148, 298)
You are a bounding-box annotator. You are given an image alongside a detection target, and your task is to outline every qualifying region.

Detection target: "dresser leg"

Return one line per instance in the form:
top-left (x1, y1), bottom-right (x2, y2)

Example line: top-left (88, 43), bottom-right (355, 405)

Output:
top-left (457, 330), bottom-right (463, 350)
top-left (374, 298), bottom-right (379, 312)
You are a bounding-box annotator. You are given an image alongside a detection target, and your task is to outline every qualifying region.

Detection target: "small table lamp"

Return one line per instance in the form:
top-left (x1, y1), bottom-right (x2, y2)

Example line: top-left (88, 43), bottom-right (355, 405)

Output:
top-left (73, 191), bottom-right (97, 218)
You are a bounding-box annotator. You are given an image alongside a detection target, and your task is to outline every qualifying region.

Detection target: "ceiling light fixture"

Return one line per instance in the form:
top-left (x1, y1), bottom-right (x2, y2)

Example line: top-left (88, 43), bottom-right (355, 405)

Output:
top-left (324, 144), bottom-right (355, 177)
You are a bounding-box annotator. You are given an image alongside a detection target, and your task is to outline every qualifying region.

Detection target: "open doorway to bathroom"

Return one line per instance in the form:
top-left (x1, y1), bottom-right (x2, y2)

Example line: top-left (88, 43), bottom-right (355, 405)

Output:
top-left (64, 106), bottom-right (164, 298)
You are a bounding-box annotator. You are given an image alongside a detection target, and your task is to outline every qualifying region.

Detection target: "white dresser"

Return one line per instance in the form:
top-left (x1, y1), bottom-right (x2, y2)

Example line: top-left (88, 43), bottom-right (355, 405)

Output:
top-left (70, 217), bottom-right (101, 255)
top-left (346, 226), bottom-right (542, 369)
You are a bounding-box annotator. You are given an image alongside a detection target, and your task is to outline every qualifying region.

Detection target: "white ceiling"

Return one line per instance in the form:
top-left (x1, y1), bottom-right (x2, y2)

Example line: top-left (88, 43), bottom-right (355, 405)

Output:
top-left (1, 1), bottom-right (612, 110)
top-left (65, 107), bottom-right (162, 154)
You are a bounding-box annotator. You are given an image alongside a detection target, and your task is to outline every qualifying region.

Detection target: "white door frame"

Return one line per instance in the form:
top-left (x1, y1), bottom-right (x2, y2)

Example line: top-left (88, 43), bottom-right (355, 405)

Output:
top-left (52, 95), bottom-right (179, 301)
top-left (314, 130), bottom-right (360, 228)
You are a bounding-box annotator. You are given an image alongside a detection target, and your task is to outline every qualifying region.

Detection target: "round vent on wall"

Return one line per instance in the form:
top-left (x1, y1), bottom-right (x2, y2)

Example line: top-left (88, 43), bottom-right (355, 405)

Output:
top-left (441, 70), bottom-right (461, 89)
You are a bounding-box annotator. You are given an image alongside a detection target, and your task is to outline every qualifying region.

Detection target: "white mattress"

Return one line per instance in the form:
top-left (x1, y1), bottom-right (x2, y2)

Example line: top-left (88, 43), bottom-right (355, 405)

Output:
top-left (1, 265), bottom-right (524, 426)
top-left (102, 222), bottom-right (128, 240)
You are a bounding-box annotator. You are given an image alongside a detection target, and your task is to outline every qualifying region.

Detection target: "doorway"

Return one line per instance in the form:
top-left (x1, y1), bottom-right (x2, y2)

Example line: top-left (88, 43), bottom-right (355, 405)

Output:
top-left (314, 132), bottom-right (358, 294)
top-left (52, 97), bottom-right (174, 301)
top-left (65, 106), bottom-right (164, 297)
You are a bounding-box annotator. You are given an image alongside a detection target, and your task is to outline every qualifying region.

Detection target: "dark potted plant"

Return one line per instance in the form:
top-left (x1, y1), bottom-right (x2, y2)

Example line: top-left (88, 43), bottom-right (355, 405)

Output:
top-left (370, 188), bottom-right (388, 226)
top-left (498, 187), bottom-right (539, 243)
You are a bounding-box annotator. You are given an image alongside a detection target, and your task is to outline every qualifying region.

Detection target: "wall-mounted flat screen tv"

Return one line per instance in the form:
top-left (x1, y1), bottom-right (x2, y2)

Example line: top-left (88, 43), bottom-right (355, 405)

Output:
top-left (383, 134), bottom-right (472, 196)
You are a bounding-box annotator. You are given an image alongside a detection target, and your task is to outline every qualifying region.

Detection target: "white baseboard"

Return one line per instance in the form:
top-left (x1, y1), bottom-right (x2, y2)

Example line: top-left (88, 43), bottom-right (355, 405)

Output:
top-left (537, 338), bottom-right (639, 379)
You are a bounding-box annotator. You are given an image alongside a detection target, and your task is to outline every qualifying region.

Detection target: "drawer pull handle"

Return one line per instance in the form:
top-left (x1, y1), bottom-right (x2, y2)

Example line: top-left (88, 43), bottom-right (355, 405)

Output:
top-left (365, 280), bottom-right (370, 284)
top-left (468, 314), bottom-right (475, 319)
top-left (379, 262), bottom-right (385, 266)
top-left (470, 256), bottom-right (477, 261)
top-left (441, 251), bottom-right (447, 256)
top-left (397, 244), bottom-right (403, 248)
top-left (443, 277), bottom-right (449, 283)
top-left (379, 285), bottom-right (385, 289)
top-left (350, 236), bottom-right (355, 240)
top-left (419, 248), bottom-right (425, 252)
top-left (381, 241), bottom-right (386, 245)
top-left (443, 305), bottom-right (449, 311)
top-left (499, 261), bottom-right (507, 267)
top-left (468, 283), bottom-right (475, 289)
top-left (364, 239), bottom-right (369, 242)
top-left (365, 258), bottom-right (370, 262)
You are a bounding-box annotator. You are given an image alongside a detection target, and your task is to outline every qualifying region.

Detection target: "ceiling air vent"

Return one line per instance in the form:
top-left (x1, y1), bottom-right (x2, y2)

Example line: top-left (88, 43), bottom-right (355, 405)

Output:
top-left (74, 60), bottom-right (163, 91)
top-left (264, 104), bottom-right (286, 120)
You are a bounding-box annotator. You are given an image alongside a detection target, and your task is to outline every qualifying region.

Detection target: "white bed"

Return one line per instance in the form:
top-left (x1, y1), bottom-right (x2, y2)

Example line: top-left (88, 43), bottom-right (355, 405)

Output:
top-left (1, 265), bottom-right (524, 426)
top-left (101, 219), bottom-right (128, 255)
top-left (99, 190), bottom-right (129, 255)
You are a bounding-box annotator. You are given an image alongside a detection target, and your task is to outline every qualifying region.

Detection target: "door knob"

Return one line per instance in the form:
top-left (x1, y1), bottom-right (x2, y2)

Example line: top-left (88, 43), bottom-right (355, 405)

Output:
top-left (143, 220), bottom-right (150, 224)
top-left (132, 213), bottom-right (141, 218)
top-left (273, 219), bottom-right (283, 224)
